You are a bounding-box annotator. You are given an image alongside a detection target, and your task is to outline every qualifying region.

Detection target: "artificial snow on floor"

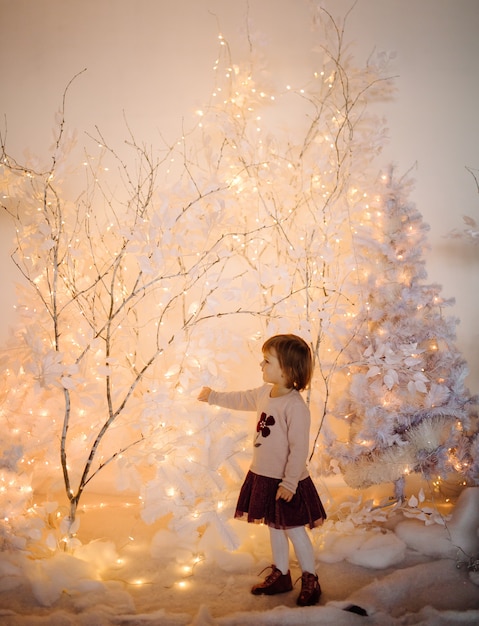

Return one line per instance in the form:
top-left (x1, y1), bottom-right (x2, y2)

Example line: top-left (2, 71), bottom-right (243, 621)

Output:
top-left (1, 486), bottom-right (478, 625)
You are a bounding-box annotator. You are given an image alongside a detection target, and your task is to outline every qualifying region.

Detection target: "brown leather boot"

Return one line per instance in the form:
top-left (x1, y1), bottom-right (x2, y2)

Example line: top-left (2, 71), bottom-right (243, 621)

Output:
top-left (296, 571), bottom-right (321, 606)
top-left (251, 565), bottom-right (293, 595)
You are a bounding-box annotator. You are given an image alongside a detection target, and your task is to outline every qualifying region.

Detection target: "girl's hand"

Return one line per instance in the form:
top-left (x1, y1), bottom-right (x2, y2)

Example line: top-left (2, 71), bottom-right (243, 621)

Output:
top-left (276, 485), bottom-right (294, 502)
top-left (197, 386), bottom-right (212, 402)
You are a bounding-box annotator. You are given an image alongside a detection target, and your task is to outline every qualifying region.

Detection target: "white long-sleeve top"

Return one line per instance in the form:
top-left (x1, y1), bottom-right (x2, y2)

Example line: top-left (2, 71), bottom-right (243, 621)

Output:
top-left (208, 384), bottom-right (311, 493)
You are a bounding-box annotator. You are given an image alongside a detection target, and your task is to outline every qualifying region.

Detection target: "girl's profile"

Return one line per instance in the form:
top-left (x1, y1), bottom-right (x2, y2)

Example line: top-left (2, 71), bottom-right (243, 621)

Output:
top-left (198, 333), bottom-right (326, 606)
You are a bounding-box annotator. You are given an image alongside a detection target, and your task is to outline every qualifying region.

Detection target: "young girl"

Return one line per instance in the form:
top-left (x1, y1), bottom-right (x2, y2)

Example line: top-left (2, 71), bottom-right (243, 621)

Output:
top-left (197, 333), bottom-right (326, 606)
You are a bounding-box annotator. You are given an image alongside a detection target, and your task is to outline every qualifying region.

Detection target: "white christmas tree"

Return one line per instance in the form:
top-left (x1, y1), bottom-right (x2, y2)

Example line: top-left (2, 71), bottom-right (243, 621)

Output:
top-left (323, 169), bottom-right (478, 500)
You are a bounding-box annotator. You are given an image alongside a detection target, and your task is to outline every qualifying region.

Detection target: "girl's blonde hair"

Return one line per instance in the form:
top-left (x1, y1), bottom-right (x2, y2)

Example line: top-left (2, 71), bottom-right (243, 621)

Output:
top-left (262, 334), bottom-right (313, 391)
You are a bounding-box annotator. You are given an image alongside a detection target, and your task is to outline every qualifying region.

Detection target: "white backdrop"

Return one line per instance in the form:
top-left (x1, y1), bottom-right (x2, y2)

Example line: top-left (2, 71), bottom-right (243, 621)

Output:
top-left (1, 0), bottom-right (478, 392)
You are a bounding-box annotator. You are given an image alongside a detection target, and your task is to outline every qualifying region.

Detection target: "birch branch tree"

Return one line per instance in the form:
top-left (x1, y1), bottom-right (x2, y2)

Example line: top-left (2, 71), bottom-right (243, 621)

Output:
top-left (0, 10), bottom-right (399, 551)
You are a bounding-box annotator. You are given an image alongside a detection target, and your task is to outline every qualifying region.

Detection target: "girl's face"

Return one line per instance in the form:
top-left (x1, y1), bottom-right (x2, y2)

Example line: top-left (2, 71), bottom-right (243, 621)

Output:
top-left (260, 348), bottom-right (286, 387)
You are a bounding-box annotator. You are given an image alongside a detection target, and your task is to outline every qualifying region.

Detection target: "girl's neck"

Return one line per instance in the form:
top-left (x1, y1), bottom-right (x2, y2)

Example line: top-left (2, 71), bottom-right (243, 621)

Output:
top-left (270, 384), bottom-right (293, 398)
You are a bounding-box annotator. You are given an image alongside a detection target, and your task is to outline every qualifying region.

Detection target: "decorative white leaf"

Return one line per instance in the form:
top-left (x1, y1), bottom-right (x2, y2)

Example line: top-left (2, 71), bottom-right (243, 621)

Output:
top-left (404, 355), bottom-right (421, 367)
top-left (137, 255), bottom-right (156, 275)
top-left (408, 494), bottom-right (418, 507)
top-left (414, 372), bottom-right (429, 383)
top-left (366, 365), bottom-right (380, 378)
top-left (383, 369), bottom-right (398, 389)
top-left (415, 380), bottom-right (428, 393)
top-left (61, 376), bottom-right (76, 389)
top-left (46, 532), bottom-right (57, 551)
top-left (164, 364), bottom-right (180, 378)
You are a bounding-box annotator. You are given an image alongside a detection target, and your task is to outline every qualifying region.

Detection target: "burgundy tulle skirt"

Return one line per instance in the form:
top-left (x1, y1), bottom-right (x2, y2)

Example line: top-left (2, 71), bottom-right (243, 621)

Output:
top-left (234, 471), bottom-right (327, 530)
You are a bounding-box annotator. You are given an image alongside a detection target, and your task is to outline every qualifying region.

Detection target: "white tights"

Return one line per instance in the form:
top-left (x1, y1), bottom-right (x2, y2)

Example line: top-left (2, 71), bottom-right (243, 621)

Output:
top-left (269, 526), bottom-right (316, 575)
